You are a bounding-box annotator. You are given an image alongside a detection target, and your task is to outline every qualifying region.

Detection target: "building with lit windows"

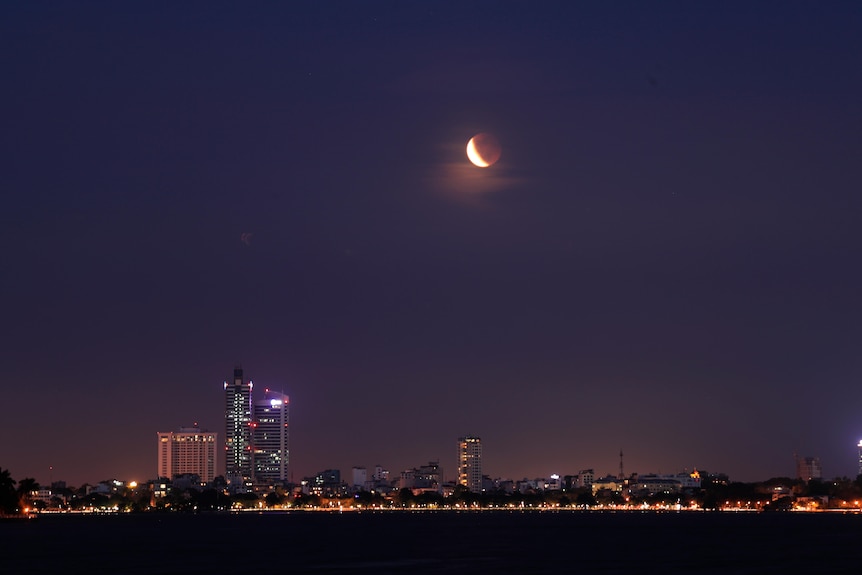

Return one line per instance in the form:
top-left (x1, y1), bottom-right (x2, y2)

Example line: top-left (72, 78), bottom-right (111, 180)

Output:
top-left (414, 460), bottom-right (442, 493)
top-left (157, 427), bottom-right (218, 482)
top-left (253, 389), bottom-right (289, 484)
top-left (305, 469), bottom-right (343, 497)
top-left (398, 461), bottom-right (442, 493)
top-left (857, 440), bottom-right (862, 476)
top-left (224, 367), bottom-right (253, 483)
top-left (458, 436), bottom-right (482, 492)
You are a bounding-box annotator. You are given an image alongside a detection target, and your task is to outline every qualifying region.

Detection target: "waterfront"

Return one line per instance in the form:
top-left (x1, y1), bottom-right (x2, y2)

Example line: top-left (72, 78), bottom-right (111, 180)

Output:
top-left (3, 511), bottom-right (862, 574)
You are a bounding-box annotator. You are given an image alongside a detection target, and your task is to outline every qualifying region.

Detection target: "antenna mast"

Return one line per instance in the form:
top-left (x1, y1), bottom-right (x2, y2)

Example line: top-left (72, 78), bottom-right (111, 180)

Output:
top-left (619, 448), bottom-right (624, 480)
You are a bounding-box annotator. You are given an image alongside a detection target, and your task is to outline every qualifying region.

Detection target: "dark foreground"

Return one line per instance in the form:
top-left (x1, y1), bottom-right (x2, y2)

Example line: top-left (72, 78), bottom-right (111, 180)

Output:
top-left (3, 511), bottom-right (862, 574)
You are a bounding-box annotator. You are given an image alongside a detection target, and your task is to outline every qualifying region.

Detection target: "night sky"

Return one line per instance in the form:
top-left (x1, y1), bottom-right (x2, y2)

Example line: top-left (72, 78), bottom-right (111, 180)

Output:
top-left (3, 2), bottom-right (862, 487)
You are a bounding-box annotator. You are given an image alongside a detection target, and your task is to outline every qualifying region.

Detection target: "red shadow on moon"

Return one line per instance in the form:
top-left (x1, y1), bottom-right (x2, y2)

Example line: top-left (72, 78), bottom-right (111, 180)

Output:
top-left (467, 132), bottom-right (502, 167)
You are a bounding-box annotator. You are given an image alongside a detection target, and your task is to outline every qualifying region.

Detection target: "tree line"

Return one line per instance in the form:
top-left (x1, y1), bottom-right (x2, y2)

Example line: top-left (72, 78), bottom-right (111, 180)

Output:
top-left (0, 467), bottom-right (40, 516)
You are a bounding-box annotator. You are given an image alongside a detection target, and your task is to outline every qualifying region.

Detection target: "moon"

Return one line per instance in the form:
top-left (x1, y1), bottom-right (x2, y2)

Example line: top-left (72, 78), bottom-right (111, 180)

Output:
top-left (466, 133), bottom-right (501, 168)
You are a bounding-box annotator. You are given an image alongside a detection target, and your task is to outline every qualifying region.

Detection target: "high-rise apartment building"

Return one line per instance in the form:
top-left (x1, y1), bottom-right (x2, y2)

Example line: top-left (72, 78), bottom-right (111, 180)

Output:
top-left (253, 389), bottom-right (289, 484)
top-left (224, 367), bottom-right (253, 482)
top-left (857, 440), bottom-right (862, 476)
top-left (458, 436), bottom-right (482, 492)
top-left (157, 427), bottom-right (218, 482)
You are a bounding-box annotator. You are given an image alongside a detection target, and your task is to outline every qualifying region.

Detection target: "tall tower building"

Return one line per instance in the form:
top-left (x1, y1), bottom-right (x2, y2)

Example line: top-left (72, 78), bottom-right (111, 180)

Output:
top-left (253, 389), bottom-right (290, 484)
top-left (224, 367), bottom-right (253, 483)
top-left (857, 440), bottom-right (862, 477)
top-left (157, 427), bottom-right (218, 483)
top-left (458, 436), bottom-right (482, 492)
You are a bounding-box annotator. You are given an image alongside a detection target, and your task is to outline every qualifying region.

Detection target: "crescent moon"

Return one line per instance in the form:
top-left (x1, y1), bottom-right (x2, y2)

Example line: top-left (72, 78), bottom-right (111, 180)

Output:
top-left (466, 138), bottom-right (490, 167)
top-left (466, 133), bottom-right (501, 168)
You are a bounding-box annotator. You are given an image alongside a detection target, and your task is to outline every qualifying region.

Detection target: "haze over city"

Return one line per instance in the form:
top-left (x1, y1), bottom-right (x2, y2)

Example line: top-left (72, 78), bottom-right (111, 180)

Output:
top-left (3, 2), bottom-right (862, 487)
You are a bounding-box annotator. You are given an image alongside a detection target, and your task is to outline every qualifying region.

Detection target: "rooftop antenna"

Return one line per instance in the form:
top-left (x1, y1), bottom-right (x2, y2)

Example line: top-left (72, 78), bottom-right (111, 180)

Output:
top-left (619, 448), bottom-right (624, 480)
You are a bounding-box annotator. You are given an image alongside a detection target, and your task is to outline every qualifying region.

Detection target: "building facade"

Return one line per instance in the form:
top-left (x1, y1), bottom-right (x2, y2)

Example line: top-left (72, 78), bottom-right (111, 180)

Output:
top-left (224, 367), bottom-right (253, 482)
top-left (306, 469), bottom-right (343, 497)
top-left (253, 389), bottom-right (290, 484)
top-left (414, 460), bottom-right (442, 493)
top-left (576, 469), bottom-right (595, 489)
top-left (373, 465), bottom-right (389, 483)
top-left (796, 456), bottom-right (822, 481)
top-left (352, 467), bottom-right (367, 490)
top-left (458, 436), bottom-right (482, 492)
top-left (157, 427), bottom-right (218, 482)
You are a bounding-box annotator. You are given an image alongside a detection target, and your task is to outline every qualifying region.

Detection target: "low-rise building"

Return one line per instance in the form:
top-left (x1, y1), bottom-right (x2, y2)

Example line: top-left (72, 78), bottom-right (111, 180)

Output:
top-left (576, 469), bottom-right (595, 489)
top-left (592, 475), bottom-right (624, 494)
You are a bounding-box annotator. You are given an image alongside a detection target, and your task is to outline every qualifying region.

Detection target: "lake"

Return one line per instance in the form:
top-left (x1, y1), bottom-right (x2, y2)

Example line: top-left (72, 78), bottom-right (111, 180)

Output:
top-left (3, 510), bottom-right (861, 574)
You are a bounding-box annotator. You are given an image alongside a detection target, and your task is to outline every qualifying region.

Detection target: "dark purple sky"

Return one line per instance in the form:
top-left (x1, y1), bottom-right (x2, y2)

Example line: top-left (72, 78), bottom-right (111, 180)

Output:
top-left (3, 1), bottom-right (862, 486)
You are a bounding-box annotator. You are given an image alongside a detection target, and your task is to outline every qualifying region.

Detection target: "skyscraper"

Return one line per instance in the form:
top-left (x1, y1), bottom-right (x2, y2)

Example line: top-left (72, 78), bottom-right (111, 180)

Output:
top-left (224, 367), bottom-right (253, 483)
top-left (458, 436), bottom-right (482, 492)
top-left (253, 389), bottom-right (289, 484)
top-left (857, 440), bottom-right (862, 477)
top-left (157, 427), bottom-right (218, 483)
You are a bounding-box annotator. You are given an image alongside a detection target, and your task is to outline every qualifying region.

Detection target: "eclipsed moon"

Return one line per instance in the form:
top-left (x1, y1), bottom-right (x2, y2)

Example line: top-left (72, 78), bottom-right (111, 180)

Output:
top-left (466, 133), bottom-right (501, 168)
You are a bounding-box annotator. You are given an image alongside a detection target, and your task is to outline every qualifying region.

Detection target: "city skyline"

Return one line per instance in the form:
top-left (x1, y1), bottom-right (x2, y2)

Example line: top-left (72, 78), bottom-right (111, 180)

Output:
top-left (5, 360), bottom-right (862, 488)
top-left (4, 2), bottom-right (862, 486)
top-left (39, 364), bottom-right (862, 488)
